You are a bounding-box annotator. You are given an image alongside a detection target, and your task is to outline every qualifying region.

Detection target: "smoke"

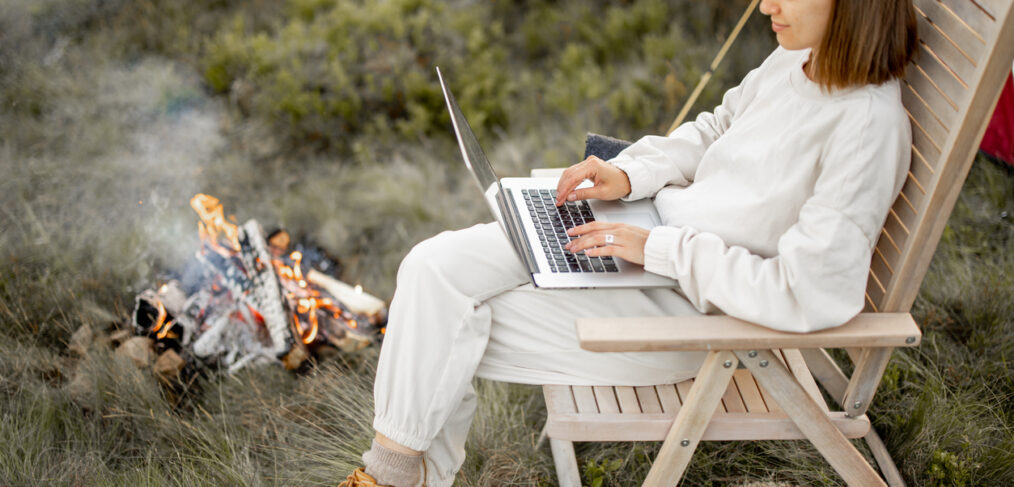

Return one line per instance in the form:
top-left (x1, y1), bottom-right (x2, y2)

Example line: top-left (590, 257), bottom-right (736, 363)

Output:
top-left (0, 31), bottom-right (592, 310)
top-left (0, 55), bottom-right (223, 293)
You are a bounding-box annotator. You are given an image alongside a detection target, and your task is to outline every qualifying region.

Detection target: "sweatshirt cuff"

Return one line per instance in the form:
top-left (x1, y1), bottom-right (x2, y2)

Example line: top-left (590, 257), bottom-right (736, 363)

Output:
top-left (643, 226), bottom-right (685, 279)
top-left (609, 155), bottom-right (654, 201)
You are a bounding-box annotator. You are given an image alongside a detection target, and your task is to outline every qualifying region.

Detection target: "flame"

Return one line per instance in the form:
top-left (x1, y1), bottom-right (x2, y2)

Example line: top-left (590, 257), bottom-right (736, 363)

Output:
top-left (247, 306), bottom-right (264, 325)
top-left (303, 316), bottom-right (319, 343)
top-left (190, 194), bottom-right (240, 252)
top-left (273, 252), bottom-right (306, 284)
top-left (276, 262), bottom-right (295, 280)
top-left (289, 251), bottom-right (308, 288)
top-left (267, 237), bottom-right (368, 346)
top-left (150, 301), bottom-right (175, 340)
top-left (295, 297), bottom-right (320, 344)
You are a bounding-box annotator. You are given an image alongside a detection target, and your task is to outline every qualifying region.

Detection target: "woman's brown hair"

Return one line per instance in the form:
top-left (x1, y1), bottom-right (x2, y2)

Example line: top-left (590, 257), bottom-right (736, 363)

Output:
top-left (808, 0), bottom-right (919, 91)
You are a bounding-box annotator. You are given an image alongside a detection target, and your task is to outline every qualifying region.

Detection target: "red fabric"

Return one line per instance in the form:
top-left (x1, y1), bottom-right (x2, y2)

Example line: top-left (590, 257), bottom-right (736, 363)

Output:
top-left (980, 72), bottom-right (1014, 166)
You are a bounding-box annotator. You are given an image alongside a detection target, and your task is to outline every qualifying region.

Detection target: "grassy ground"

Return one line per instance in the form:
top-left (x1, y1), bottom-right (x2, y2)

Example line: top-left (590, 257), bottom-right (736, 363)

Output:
top-left (2, 0), bottom-right (1013, 485)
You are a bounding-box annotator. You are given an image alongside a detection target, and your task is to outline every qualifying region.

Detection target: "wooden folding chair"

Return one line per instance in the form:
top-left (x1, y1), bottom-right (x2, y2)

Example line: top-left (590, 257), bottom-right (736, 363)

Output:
top-left (536, 1), bottom-right (1014, 485)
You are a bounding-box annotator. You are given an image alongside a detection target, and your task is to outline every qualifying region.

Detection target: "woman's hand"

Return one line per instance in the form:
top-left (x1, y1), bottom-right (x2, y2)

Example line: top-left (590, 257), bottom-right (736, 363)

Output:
top-left (564, 221), bottom-right (649, 265)
top-left (554, 155), bottom-right (632, 207)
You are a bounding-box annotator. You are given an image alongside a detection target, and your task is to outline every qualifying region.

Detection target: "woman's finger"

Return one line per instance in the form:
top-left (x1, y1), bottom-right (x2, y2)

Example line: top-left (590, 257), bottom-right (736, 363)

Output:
top-left (555, 165), bottom-right (594, 206)
top-left (570, 185), bottom-right (607, 202)
top-left (565, 227), bottom-right (624, 253)
top-left (567, 221), bottom-right (611, 237)
top-left (555, 156), bottom-right (606, 206)
top-left (564, 224), bottom-right (648, 265)
top-left (584, 242), bottom-right (619, 258)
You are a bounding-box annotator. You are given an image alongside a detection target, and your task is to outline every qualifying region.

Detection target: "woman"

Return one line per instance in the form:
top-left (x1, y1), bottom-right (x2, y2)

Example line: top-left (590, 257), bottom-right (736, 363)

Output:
top-left (343, 0), bottom-right (918, 485)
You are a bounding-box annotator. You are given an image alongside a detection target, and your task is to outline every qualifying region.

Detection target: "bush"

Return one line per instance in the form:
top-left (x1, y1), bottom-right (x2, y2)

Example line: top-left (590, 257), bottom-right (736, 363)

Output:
top-left (198, 0), bottom-right (774, 151)
top-left (201, 0), bottom-right (510, 149)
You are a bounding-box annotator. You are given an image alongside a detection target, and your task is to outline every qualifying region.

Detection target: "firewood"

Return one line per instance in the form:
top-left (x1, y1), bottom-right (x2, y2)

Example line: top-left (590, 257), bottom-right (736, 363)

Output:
top-left (306, 269), bottom-right (386, 316)
top-left (331, 332), bottom-right (372, 353)
top-left (154, 350), bottom-right (186, 383)
top-left (116, 336), bottom-right (155, 368)
top-left (281, 341), bottom-right (309, 370)
top-left (267, 229), bottom-right (291, 255)
top-left (156, 280), bottom-right (189, 318)
top-left (237, 220), bottom-right (297, 360)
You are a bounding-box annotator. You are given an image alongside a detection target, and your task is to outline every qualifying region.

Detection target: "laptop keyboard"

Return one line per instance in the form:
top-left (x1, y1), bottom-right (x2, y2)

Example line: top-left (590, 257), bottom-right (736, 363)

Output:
top-left (522, 189), bottom-right (619, 274)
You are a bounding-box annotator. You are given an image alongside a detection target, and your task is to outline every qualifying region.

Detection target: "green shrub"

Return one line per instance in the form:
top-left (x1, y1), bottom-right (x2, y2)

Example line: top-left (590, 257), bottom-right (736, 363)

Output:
top-left (197, 0), bottom-right (775, 151)
top-left (582, 457), bottom-right (624, 487)
top-left (200, 0), bottom-right (509, 148)
top-left (927, 449), bottom-right (975, 487)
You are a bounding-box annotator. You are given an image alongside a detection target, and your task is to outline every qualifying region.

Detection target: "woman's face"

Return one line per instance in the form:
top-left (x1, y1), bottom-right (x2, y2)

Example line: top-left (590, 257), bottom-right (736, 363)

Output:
top-left (759, 0), bottom-right (834, 51)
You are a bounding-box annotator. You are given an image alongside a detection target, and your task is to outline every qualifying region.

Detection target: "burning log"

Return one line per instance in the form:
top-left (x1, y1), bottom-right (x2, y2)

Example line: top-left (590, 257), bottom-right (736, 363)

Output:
top-left (187, 195), bottom-right (306, 370)
top-left (132, 286), bottom-right (196, 352)
top-left (190, 218), bottom-right (304, 363)
top-left (307, 269), bottom-right (386, 318)
top-left (127, 193), bottom-right (386, 377)
top-left (237, 220), bottom-right (302, 361)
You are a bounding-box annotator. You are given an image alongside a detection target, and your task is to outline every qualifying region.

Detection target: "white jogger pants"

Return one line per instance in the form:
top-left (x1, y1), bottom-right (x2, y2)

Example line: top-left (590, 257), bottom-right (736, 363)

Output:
top-left (373, 222), bottom-right (707, 486)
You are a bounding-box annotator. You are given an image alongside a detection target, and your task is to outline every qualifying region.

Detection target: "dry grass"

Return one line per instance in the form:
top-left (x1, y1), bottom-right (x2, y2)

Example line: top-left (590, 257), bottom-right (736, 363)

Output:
top-left (2, 1), bottom-right (1013, 486)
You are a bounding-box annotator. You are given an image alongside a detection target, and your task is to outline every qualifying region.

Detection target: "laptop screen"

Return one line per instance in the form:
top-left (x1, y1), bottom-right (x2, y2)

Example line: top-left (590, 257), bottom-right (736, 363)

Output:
top-left (436, 68), bottom-right (500, 197)
top-left (437, 67), bottom-right (538, 274)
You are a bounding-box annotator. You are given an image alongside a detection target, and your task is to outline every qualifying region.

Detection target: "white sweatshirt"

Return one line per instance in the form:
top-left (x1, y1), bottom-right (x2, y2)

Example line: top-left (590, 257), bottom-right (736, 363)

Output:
top-left (610, 47), bottom-right (911, 333)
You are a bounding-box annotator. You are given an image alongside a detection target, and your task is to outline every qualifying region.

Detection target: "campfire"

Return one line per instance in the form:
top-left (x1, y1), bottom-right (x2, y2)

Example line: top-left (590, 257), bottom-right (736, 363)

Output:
top-left (129, 194), bottom-right (386, 375)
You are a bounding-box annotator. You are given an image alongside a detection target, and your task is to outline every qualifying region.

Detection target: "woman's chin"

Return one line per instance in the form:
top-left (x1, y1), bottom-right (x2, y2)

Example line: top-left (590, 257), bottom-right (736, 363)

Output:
top-left (775, 38), bottom-right (807, 51)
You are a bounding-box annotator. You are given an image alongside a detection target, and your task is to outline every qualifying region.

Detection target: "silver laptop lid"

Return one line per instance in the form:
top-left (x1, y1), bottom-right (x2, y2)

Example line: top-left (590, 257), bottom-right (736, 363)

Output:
top-left (436, 67), bottom-right (538, 273)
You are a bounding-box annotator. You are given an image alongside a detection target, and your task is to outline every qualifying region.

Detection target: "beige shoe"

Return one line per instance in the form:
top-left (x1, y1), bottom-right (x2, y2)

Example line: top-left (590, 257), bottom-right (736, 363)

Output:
top-left (339, 467), bottom-right (390, 487)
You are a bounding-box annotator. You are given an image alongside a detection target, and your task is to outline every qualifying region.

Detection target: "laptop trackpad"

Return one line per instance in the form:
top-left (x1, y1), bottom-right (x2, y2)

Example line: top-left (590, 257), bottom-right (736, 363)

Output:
top-left (598, 212), bottom-right (656, 229)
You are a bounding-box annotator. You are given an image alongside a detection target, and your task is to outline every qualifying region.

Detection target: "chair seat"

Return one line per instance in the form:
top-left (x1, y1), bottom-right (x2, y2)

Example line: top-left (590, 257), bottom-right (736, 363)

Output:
top-left (542, 349), bottom-right (870, 442)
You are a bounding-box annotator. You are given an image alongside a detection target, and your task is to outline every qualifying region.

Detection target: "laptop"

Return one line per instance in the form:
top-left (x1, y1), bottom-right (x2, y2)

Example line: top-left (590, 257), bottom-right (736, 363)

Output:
top-left (437, 67), bottom-right (676, 289)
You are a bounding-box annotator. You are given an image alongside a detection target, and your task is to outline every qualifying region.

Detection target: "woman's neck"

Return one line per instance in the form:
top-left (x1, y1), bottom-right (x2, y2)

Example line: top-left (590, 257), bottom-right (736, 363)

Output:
top-left (803, 51), bottom-right (818, 82)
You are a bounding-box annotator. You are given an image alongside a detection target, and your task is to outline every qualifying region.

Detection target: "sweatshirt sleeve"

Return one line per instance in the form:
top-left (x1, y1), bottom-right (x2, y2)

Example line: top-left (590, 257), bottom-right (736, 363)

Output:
top-left (609, 58), bottom-right (766, 201)
top-left (641, 100), bottom-right (911, 333)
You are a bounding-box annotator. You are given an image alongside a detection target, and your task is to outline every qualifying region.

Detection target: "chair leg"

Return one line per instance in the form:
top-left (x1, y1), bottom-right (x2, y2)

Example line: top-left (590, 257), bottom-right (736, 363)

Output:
top-left (801, 349), bottom-right (906, 486)
top-left (866, 428), bottom-right (906, 487)
top-left (739, 349), bottom-right (885, 486)
top-left (549, 438), bottom-right (581, 487)
top-left (643, 350), bottom-right (738, 486)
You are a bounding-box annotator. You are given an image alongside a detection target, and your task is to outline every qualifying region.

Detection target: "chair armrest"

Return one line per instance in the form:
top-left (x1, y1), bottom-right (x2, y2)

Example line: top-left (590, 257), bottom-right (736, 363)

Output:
top-left (576, 313), bottom-right (920, 352)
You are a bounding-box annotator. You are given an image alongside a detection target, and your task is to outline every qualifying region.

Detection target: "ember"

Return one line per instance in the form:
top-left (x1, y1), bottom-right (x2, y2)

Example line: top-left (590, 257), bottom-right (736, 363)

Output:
top-left (131, 194), bottom-right (385, 373)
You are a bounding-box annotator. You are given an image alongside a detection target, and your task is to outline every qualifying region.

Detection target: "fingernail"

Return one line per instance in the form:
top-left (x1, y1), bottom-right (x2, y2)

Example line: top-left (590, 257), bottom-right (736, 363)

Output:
top-left (567, 193), bottom-right (576, 201)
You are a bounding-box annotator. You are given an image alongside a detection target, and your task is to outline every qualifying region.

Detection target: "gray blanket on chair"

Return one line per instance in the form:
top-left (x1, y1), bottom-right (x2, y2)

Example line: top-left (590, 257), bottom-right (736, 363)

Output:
top-left (583, 133), bottom-right (632, 161)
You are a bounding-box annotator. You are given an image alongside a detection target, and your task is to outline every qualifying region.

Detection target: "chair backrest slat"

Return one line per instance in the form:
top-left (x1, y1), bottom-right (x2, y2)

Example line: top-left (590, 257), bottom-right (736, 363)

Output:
top-left (916, 14), bottom-right (979, 83)
top-left (906, 75), bottom-right (960, 129)
top-left (867, 0), bottom-right (1014, 313)
top-left (975, 0), bottom-right (1003, 19)
top-left (904, 86), bottom-right (952, 144)
top-left (918, 0), bottom-right (987, 60)
top-left (913, 45), bottom-right (971, 108)
top-left (939, 0), bottom-right (996, 38)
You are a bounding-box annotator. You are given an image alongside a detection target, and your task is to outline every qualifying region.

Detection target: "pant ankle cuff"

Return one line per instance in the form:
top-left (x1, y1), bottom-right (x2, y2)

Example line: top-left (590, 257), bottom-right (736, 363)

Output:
top-left (373, 417), bottom-right (431, 452)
